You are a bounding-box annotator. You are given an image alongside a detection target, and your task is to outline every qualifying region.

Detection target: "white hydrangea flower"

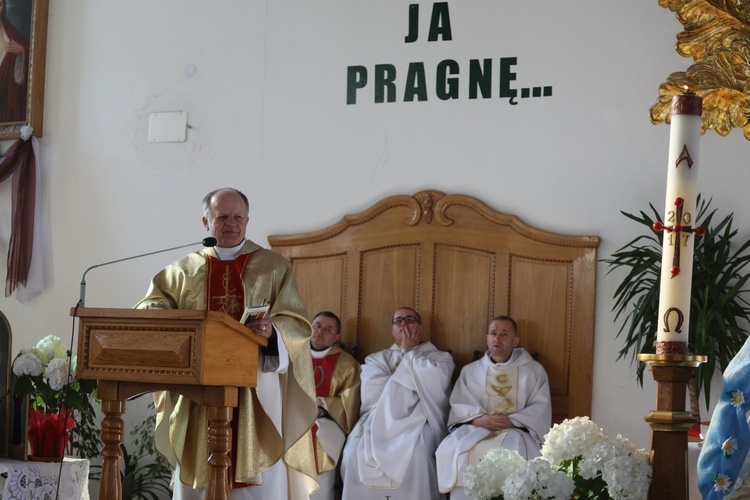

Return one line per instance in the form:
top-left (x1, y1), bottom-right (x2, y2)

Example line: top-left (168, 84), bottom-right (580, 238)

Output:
top-left (463, 447), bottom-right (524, 499)
top-left (13, 351), bottom-right (44, 377)
top-left (600, 434), bottom-right (652, 499)
top-left (542, 466), bottom-right (576, 500)
top-left (44, 357), bottom-right (70, 391)
top-left (37, 335), bottom-right (68, 362)
top-left (504, 456), bottom-right (575, 500)
top-left (502, 460), bottom-right (537, 498)
top-left (464, 417), bottom-right (651, 499)
top-left (541, 416), bottom-right (605, 467)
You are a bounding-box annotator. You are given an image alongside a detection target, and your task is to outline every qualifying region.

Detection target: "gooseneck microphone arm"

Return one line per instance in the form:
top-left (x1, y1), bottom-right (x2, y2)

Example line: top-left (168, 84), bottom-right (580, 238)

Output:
top-left (78, 237), bottom-right (217, 307)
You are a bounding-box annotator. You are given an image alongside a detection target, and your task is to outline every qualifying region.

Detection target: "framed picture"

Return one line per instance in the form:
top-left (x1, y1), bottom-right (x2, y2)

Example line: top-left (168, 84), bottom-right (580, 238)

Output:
top-left (0, 0), bottom-right (49, 139)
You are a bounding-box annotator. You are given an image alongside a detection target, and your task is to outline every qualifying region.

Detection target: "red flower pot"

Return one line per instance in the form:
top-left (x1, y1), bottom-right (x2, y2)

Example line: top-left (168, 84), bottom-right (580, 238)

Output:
top-left (27, 407), bottom-right (76, 462)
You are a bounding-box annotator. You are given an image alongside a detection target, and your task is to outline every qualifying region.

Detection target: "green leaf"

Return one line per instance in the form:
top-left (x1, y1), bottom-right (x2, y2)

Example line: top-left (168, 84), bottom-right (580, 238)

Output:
top-left (604, 196), bottom-right (750, 408)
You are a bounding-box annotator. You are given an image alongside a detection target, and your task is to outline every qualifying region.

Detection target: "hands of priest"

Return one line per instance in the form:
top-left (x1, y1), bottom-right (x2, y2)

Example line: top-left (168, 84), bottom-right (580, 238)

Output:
top-left (248, 317), bottom-right (274, 339)
top-left (471, 412), bottom-right (514, 431)
top-left (398, 323), bottom-right (421, 350)
top-left (144, 302), bottom-right (169, 309)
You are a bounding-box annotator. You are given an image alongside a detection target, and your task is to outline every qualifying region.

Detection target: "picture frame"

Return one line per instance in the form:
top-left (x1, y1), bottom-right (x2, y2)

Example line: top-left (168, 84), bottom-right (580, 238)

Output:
top-left (0, 0), bottom-right (49, 140)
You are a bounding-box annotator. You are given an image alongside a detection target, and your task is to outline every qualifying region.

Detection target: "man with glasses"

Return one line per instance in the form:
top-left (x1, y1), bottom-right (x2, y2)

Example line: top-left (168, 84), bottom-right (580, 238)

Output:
top-left (340, 307), bottom-right (455, 500)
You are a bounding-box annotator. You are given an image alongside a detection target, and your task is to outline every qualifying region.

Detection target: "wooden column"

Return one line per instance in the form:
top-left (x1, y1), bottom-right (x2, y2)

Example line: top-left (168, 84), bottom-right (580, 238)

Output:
top-left (207, 406), bottom-right (233, 500)
top-left (95, 381), bottom-right (238, 500)
top-left (98, 392), bottom-right (125, 500)
top-left (638, 353), bottom-right (705, 500)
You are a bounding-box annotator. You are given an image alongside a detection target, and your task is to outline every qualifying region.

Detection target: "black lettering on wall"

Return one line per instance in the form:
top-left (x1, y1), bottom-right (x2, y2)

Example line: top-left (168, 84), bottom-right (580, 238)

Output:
top-left (404, 62), bottom-right (428, 102)
top-left (405, 4), bottom-right (419, 43)
top-left (469, 59), bottom-right (492, 99)
top-left (436, 59), bottom-right (459, 100)
top-left (347, 66), bottom-right (368, 105)
top-left (428, 3), bottom-right (452, 42)
top-left (375, 64), bottom-right (397, 103)
top-left (499, 57), bottom-right (518, 105)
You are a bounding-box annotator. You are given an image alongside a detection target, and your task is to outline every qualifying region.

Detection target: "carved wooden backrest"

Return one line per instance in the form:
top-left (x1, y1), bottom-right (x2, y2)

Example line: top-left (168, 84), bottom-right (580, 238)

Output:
top-left (269, 190), bottom-right (599, 422)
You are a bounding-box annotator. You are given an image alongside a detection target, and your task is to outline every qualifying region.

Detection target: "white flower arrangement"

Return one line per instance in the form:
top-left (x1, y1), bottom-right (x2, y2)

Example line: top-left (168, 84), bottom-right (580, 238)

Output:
top-left (464, 416), bottom-right (652, 500)
top-left (12, 335), bottom-right (96, 413)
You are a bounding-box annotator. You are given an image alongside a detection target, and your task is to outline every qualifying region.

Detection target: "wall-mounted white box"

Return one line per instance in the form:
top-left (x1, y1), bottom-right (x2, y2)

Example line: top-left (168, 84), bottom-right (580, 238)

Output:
top-left (148, 112), bottom-right (187, 142)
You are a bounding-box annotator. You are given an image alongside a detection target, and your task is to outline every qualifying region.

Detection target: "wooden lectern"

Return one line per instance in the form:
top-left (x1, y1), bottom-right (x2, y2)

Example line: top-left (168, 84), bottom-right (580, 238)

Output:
top-left (73, 308), bottom-right (267, 500)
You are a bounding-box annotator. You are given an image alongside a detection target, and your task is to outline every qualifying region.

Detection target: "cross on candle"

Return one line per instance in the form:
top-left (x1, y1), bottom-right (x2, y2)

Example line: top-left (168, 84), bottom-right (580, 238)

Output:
top-left (653, 197), bottom-right (705, 277)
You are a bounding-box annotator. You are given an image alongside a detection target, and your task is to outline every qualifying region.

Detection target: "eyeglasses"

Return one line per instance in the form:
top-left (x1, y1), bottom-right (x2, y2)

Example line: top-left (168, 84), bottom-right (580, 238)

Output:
top-left (392, 316), bottom-right (419, 325)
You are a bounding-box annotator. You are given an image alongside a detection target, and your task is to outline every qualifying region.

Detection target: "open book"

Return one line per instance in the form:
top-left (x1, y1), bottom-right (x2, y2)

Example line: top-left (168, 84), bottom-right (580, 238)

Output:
top-left (240, 304), bottom-right (270, 325)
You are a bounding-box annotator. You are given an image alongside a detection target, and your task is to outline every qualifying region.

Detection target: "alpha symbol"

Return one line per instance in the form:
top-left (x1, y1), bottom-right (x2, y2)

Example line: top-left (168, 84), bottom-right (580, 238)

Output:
top-left (675, 144), bottom-right (694, 169)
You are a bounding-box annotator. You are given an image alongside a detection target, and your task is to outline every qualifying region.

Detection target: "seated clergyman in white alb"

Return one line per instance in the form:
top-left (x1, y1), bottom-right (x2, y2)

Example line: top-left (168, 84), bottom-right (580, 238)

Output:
top-left (340, 307), bottom-right (455, 500)
top-left (435, 315), bottom-right (552, 500)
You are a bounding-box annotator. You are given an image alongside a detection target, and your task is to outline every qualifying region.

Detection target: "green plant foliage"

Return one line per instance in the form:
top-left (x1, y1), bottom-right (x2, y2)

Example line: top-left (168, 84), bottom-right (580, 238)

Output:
top-left (559, 457), bottom-right (610, 500)
top-left (130, 403), bottom-right (172, 490)
top-left (604, 196), bottom-right (750, 406)
top-left (68, 391), bottom-right (101, 460)
top-left (90, 402), bottom-right (172, 499)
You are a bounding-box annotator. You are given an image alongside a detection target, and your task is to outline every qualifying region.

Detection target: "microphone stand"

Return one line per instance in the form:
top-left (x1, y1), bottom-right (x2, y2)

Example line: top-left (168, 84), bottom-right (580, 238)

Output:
top-left (77, 237), bottom-right (216, 307)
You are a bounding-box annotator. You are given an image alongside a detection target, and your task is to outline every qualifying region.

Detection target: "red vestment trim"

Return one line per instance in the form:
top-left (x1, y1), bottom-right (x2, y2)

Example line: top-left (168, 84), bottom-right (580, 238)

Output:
top-left (205, 252), bottom-right (253, 321)
top-left (204, 251), bottom-right (256, 489)
top-left (313, 352), bottom-right (340, 398)
top-left (311, 352), bottom-right (341, 471)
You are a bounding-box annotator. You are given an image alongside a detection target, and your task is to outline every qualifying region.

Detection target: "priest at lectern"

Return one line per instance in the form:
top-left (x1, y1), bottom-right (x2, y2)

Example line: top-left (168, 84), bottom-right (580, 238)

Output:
top-left (135, 187), bottom-right (319, 500)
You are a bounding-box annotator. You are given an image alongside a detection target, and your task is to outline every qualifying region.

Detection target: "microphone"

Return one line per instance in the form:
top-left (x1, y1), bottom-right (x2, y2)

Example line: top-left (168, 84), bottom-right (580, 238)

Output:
top-left (77, 237), bottom-right (217, 307)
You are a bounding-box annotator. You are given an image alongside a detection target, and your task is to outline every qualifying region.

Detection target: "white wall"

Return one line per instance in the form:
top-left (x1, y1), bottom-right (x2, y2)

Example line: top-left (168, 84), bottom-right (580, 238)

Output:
top-left (1, 0), bottom-right (746, 458)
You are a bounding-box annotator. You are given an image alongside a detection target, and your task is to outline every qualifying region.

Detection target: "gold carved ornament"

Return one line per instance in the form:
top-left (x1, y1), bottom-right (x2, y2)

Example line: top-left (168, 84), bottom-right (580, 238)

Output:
top-left (651, 0), bottom-right (750, 139)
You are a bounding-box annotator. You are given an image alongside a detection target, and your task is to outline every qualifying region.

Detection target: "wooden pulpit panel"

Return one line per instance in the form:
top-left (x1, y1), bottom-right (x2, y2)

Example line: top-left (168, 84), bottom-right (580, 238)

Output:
top-left (269, 190), bottom-right (599, 421)
top-left (75, 308), bottom-right (266, 387)
top-left (73, 308), bottom-right (267, 500)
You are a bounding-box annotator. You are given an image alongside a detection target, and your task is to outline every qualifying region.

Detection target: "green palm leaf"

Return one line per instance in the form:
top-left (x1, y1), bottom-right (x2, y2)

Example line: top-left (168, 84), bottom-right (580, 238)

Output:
top-left (603, 196), bottom-right (750, 406)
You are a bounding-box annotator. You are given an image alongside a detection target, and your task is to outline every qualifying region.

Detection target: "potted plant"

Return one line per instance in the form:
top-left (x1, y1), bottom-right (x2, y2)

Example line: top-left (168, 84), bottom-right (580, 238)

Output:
top-left (11, 334), bottom-right (98, 460)
top-left (604, 196), bottom-right (750, 419)
top-left (463, 416), bottom-right (652, 499)
top-left (89, 402), bottom-right (173, 499)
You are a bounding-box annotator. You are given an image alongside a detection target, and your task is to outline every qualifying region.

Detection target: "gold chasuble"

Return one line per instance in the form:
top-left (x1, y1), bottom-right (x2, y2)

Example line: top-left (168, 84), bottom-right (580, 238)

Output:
top-left (310, 344), bottom-right (361, 476)
top-left (136, 240), bottom-right (318, 492)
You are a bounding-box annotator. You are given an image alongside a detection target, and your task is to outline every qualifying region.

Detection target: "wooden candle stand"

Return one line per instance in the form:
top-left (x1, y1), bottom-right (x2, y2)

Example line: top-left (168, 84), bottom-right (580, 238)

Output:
top-left (638, 353), bottom-right (706, 500)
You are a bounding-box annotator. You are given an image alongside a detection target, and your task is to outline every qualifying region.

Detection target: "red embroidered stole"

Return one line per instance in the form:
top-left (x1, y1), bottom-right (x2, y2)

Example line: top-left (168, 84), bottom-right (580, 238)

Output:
top-left (205, 252), bottom-right (254, 321)
top-left (204, 251), bottom-right (254, 488)
top-left (313, 352), bottom-right (340, 398)
top-left (311, 352), bottom-right (341, 471)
